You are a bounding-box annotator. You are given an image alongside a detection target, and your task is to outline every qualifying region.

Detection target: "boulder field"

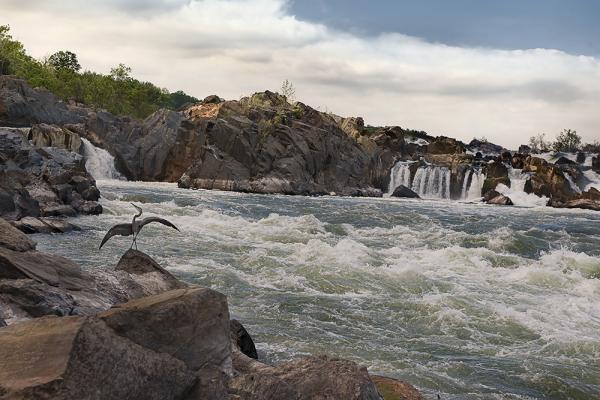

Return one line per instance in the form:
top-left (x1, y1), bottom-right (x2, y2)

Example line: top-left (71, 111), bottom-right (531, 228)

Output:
top-left (0, 218), bottom-right (422, 399)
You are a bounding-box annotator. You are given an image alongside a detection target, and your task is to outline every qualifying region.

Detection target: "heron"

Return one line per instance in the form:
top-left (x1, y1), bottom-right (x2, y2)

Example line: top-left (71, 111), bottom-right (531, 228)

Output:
top-left (99, 203), bottom-right (179, 249)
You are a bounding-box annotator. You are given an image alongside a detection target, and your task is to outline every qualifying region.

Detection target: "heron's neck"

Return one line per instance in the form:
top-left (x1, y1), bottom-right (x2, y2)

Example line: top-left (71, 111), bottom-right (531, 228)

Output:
top-left (133, 212), bottom-right (142, 222)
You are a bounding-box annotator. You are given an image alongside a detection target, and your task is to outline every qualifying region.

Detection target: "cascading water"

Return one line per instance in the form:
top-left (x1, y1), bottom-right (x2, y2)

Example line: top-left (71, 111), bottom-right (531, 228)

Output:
top-left (386, 162), bottom-right (412, 194)
top-left (407, 165), bottom-right (451, 199)
top-left (81, 138), bottom-right (123, 181)
top-left (464, 169), bottom-right (485, 200)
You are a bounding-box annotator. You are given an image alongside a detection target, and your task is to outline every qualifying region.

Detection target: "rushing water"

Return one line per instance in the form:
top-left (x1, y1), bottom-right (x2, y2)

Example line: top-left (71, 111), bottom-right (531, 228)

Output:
top-left (33, 179), bottom-right (600, 400)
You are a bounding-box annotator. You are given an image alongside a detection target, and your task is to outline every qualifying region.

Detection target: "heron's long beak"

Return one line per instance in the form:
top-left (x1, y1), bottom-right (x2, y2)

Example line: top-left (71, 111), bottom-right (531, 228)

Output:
top-left (130, 203), bottom-right (143, 214)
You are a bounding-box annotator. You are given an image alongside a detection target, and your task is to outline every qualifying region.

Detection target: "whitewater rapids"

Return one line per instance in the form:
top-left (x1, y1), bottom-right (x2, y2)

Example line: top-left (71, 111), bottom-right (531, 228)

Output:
top-left (34, 180), bottom-right (600, 400)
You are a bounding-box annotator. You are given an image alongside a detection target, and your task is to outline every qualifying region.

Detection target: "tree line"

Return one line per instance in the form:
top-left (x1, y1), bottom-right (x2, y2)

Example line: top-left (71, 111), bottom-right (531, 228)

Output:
top-left (529, 129), bottom-right (599, 154)
top-left (0, 25), bottom-right (199, 119)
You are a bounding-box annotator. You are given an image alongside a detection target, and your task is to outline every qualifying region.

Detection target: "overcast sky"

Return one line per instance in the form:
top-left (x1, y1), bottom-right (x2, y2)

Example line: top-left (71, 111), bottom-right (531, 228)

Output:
top-left (1, 0), bottom-right (599, 148)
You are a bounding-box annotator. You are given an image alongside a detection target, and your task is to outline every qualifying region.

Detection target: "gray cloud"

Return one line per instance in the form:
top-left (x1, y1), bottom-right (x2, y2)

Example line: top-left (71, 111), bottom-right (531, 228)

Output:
top-left (1, 0), bottom-right (599, 147)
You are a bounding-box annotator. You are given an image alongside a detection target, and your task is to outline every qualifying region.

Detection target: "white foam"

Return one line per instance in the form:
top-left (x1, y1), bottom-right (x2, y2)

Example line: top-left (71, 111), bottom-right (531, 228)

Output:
top-left (81, 138), bottom-right (124, 181)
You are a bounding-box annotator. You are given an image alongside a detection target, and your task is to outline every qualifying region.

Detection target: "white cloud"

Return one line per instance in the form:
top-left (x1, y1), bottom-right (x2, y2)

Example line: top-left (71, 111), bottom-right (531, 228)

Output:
top-left (1, 0), bottom-right (599, 148)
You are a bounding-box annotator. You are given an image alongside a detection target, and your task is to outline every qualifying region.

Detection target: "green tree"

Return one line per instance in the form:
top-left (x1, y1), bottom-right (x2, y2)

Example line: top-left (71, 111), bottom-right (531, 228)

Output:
top-left (552, 129), bottom-right (581, 153)
top-left (110, 63), bottom-right (132, 81)
top-left (48, 50), bottom-right (81, 73)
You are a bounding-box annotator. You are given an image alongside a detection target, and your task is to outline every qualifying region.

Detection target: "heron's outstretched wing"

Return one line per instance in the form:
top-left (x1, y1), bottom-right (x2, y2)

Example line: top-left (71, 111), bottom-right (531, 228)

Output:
top-left (99, 223), bottom-right (133, 249)
top-left (139, 217), bottom-right (180, 232)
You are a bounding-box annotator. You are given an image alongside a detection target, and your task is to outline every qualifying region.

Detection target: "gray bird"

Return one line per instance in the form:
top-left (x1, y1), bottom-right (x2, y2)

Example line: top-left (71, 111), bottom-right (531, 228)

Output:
top-left (99, 203), bottom-right (179, 249)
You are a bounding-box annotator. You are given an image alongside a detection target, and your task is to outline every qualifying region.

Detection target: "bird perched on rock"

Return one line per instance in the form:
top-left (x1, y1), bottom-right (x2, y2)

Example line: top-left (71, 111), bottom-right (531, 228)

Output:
top-left (99, 203), bottom-right (179, 249)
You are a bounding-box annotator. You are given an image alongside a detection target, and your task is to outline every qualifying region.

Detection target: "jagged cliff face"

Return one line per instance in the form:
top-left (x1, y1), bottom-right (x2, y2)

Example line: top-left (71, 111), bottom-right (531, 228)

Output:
top-left (0, 77), bottom-right (415, 196)
top-left (2, 75), bottom-right (599, 210)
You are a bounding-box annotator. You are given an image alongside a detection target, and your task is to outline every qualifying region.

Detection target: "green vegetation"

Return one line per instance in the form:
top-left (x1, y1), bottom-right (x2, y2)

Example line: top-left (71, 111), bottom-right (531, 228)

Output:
top-left (0, 25), bottom-right (198, 118)
top-left (551, 129), bottom-right (581, 153)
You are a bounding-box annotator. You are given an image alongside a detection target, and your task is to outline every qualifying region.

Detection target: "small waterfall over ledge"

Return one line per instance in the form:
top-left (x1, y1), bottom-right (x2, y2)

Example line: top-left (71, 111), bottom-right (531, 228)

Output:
top-left (387, 162), bottom-right (452, 199)
top-left (387, 161), bottom-right (486, 200)
top-left (81, 138), bottom-right (124, 181)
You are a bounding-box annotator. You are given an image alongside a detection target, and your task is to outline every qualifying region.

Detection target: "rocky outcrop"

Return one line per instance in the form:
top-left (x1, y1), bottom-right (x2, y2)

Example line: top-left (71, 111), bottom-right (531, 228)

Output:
top-left (0, 220), bottom-right (418, 399)
top-left (0, 219), bottom-right (185, 324)
top-left (427, 136), bottom-right (465, 155)
top-left (0, 218), bottom-right (36, 252)
top-left (10, 216), bottom-right (80, 234)
top-left (28, 123), bottom-right (82, 153)
top-left (523, 163), bottom-right (577, 201)
top-left (0, 128), bottom-right (101, 220)
top-left (481, 162), bottom-right (510, 196)
top-left (391, 185), bottom-right (420, 199)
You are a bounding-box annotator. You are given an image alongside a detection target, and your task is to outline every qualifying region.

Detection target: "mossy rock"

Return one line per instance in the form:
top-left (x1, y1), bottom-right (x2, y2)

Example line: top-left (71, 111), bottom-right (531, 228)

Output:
top-left (371, 375), bottom-right (423, 400)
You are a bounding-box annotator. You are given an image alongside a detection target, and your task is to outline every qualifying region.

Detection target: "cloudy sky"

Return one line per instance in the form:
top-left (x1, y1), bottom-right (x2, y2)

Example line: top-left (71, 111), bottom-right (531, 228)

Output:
top-left (1, 0), bottom-right (599, 148)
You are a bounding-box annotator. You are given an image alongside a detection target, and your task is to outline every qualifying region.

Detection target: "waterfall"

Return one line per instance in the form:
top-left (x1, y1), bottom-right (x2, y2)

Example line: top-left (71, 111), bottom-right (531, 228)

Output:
top-left (461, 170), bottom-right (472, 199)
top-left (564, 173), bottom-right (582, 194)
top-left (81, 138), bottom-right (123, 180)
top-left (386, 162), bottom-right (412, 194)
top-left (462, 170), bottom-right (485, 200)
top-left (411, 166), bottom-right (451, 199)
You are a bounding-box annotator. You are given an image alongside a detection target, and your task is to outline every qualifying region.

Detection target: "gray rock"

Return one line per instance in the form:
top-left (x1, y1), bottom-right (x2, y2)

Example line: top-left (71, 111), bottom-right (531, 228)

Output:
top-left (0, 316), bottom-right (197, 400)
top-left (28, 123), bottom-right (82, 153)
top-left (0, 247), bottom-right (88, 289)
top-left (0, 218), bottom-right (36, 251)
top-left (99, 288), bottom-right (232, 372)
top-left (391, 185), bottom-right (420, 199)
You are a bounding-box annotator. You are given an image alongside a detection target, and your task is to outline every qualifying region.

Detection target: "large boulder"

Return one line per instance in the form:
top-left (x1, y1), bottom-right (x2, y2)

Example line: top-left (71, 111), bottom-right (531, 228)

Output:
top-left (99, 288), bottom-right (232, 373)
top-left (391, 185), bottom-right (420, 199)
top-left (115, 249), bottom-right (186, 291)
top-left (427, 137), bottom-right (465, 155)
top-left (0, 315), bottom-right (197, 400)
top-left (0, 218), bottom-right (36, 252)
top-left (370, 375), bottom-right (423, 400)
top-left (524, 164), bottom-right (578, 200)
top-left (229, 352), bottom-right (382, 400)
top-left (487, 194), bottom-right (514, 206)
top-left (481, 162), bottom-right (510, 196)
top-left (0, 247), bottom-right (88, 289)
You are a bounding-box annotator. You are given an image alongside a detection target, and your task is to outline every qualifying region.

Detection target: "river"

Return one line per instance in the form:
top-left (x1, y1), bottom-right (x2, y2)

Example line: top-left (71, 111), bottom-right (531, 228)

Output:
top-left (32, 179), bottom-right (600, 399)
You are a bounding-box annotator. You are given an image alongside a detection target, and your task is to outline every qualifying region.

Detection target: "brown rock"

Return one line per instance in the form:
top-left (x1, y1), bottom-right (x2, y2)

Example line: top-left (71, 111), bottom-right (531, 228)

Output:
top-left (230, 352), bottom-right (382, 400)
top-left (99, 288), bottom-right (232, 372)
top-left (487, 194), bottom-right (514, 206)
top-left (0, 218), bottom-right (36, 252)
top-left (370, 375), bottom-right (423, 400)
top-left (482, 162), bottom-right (510, 195)
top-left (0, 316), bottom-right (196, 400)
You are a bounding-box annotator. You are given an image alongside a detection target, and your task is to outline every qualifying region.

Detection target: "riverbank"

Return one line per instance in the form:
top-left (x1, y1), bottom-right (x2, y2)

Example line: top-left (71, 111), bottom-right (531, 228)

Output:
top-left (0, 216), bottom-right (423, 399)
